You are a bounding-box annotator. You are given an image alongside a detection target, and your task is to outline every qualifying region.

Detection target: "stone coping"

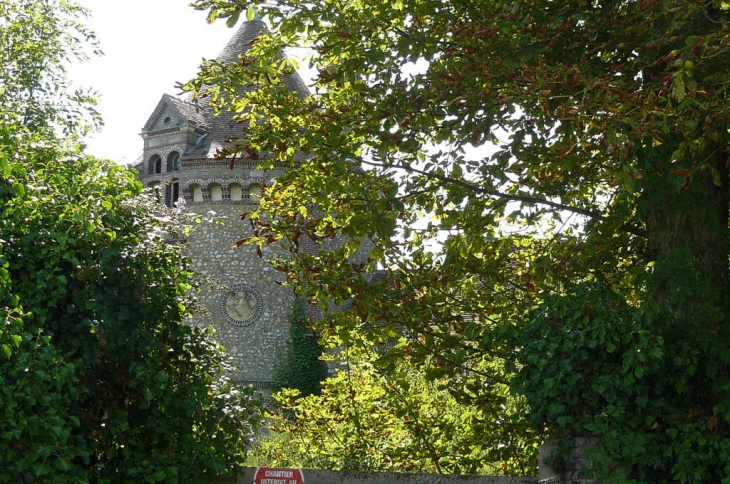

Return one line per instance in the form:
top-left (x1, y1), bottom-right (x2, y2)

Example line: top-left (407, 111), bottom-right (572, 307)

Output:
top-left (209, 467), bottom-right (537, 484)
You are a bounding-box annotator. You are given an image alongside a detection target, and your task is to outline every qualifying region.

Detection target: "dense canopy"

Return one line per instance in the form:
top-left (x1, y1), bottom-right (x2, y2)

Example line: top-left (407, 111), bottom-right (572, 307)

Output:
top-left (189, 0), bottom-right (730, 481)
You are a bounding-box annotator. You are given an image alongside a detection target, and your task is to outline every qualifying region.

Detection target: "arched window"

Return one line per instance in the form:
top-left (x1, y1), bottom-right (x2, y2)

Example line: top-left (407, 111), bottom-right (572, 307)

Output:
top-left (210, 184), bottom-right (222, 202)
top-left (230, 184), bottom-right (242, 201)
top-left (167, 151), bottom-right (181, 171)
top-left (149, 155), bottom-right (162, 175)
top-left (192, 185), bottom-right (203, 202)
top-left (249, 183), bottom-right (262, 199)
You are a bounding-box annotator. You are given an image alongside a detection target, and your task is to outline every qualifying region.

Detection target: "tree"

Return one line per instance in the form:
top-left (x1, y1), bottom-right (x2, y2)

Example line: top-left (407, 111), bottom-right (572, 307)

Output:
top-left (0, 0), bottom-right (101, 136)
top-left (256, 347), bottom-right (536, 475)
top-left (189, 1), bottom-right (730, 481)
top-left (0, 1), bottom-right (261, 482)
top-left (1, 153), bottom-right (263, 483)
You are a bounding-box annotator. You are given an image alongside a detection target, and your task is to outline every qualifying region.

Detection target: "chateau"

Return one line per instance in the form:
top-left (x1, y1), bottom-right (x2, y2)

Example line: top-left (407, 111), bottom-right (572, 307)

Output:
top-left (134, 18), bottom-right (308, 387)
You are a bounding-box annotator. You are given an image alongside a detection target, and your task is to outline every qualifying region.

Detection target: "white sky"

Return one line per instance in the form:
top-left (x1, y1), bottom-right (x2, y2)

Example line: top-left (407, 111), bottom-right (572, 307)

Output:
top-left (67, 0), bottom-right (239, 165)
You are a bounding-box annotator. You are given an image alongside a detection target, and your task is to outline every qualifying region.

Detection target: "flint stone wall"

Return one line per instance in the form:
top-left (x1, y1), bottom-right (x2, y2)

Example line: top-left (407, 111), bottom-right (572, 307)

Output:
top-left (185, 203), bottom-right (295, 384)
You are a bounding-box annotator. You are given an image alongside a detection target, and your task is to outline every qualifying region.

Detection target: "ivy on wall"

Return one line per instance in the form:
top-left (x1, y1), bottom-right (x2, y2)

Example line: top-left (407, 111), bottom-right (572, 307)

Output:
top-left (271, 298), bottom-right (329, 397)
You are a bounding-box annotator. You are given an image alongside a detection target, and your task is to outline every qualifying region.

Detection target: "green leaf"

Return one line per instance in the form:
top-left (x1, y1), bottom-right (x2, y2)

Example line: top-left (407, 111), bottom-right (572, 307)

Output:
top-left (56, 457), bottom-right (71, 472)
top-left (227, 9), bottom-right (242, 28)
top-left (246, 5), bottom-right (256, 22)
top-left (12, 183), bottom-right (25, 197)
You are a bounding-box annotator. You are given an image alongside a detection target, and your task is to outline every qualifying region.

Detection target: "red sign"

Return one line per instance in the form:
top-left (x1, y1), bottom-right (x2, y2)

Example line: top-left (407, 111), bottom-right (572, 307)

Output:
top-left (253, 467), bottom-right (304, 484)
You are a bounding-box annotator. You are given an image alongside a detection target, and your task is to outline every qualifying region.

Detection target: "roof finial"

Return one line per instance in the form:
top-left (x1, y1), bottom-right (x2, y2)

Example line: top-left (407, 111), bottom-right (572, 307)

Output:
top-left (250, 5), bottom-right (261, 21)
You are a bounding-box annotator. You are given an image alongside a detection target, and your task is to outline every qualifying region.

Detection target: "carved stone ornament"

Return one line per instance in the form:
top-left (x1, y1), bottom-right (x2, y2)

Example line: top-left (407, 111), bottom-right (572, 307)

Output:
top-left (220, 283), bottom-right (264, 326)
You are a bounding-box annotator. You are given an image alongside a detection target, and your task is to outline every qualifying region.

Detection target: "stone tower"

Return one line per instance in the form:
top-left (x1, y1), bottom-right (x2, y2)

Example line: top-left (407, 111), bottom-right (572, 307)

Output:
top-left (134, 19), bottom-right (309, 387)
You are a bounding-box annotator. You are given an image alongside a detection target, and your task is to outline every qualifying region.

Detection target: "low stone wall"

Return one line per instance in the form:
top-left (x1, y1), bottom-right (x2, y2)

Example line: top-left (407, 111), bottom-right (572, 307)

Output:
top-left (538, 438), bottom-right (598, 484)
top-left (211, 467), bottom-right (537, 484)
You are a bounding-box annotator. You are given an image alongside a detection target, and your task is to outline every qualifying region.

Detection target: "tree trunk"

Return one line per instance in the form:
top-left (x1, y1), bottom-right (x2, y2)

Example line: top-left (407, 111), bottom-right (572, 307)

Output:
top-left (641, 140), bottom-right (729, 321)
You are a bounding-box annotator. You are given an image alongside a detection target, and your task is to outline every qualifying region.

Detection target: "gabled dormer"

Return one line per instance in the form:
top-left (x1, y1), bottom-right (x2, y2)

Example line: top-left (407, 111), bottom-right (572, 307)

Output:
top-left (140, 94), bottom-right (208, 163)
top-left (142, 93), bottom-right (206, 133)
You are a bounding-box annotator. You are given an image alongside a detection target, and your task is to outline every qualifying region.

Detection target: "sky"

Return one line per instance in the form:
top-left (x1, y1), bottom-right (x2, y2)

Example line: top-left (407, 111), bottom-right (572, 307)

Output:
top-left (67, 0), bottom-right (243, 165)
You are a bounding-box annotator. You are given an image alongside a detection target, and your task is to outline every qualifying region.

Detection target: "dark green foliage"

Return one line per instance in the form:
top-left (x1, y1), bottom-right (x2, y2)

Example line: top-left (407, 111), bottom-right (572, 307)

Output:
top-left (272, 298), bottom-right (328, 397)
top-left (514, 282), bottom-right (730, 482)
top-left (0, 144), bottom-right (263, 483)
top-left (0, 1), bottom-right (262, 482)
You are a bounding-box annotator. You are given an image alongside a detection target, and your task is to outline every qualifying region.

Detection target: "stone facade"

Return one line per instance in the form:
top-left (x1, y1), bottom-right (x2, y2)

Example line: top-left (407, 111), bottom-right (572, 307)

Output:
top-left (134, 19), bottom-right (309, 386)
top-left (184, 203), bottom-right (295, 384)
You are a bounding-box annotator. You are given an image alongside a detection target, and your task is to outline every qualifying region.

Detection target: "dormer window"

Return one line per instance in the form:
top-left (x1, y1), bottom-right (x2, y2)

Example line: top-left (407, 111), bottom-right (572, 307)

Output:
top-left (167, 180), bottom-right (180, 207)
top-left (191, 184), bottom-right (203, 202)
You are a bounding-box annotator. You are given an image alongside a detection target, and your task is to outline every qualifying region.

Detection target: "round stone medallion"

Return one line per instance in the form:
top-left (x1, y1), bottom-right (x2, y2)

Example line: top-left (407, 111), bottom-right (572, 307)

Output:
top-left (220, 283), bottom-right (263, 326)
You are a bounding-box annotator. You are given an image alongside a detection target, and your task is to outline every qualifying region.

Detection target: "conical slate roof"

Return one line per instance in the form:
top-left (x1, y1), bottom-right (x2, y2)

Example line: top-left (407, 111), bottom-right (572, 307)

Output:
top-left (214, 19), bottom-right (309, 96)
top-left (194, 19), bottom-right (309, 157)
top-left (216, 19), bottom-right (266, 64)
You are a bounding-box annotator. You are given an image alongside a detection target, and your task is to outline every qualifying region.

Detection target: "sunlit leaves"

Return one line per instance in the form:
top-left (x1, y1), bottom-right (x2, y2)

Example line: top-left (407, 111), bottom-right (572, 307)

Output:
top-left (0, 0), bottom-right (102, 136)
top-left (191, 0), bottom-right (730, 480)
top-left (255, 348), bottom-right (536, 475)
